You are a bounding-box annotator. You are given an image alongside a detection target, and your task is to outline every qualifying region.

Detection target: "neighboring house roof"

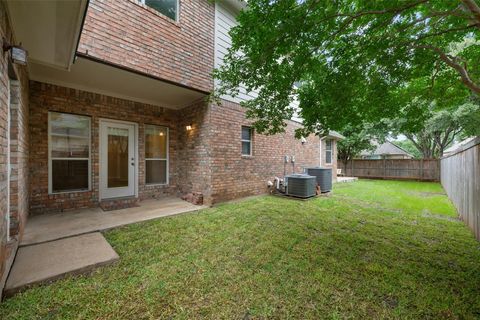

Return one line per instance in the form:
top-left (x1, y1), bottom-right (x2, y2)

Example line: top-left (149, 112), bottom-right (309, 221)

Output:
top-left (443, 137), bottom-right (477, 156)
top-left (360, 141), bottom-right (413, 157)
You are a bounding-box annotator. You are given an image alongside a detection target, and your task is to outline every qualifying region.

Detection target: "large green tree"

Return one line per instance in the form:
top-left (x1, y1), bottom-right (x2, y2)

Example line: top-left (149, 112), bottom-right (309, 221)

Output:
top-left (214, 0), bottom-right (480, 136)
top-left (337, 122), bottom-right (388, 166)
top-left (391, 99), bottom-right (480, 158)
top-left (391, 140), bottom-right (423, 159)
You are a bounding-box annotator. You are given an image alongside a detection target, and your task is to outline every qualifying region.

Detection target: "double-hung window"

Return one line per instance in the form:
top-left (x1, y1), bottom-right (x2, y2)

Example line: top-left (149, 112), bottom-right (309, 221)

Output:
top-left (241, 126), bottom-right (252, 156)
top-left (145, 125), bottom-right (169, 185)
top-left (49, 112), bottom-right (91, 193)
top-left (325, 139), bottom-right (333, 164)
top-left (139, 0), bottom-right (178, 21)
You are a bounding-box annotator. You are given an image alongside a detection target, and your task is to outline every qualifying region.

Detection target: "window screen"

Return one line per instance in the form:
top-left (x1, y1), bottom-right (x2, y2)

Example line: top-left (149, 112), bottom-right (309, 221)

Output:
top-left (145, 125), bottom-right (168, 184)
top-left (143, 0), bottom-right (178, 21)
top-left (325, 139), bottom-right (333, 164)
top-left (241, 126), bottom-right (252, 156)
top-left (49, 112), bottom-right (90, 192)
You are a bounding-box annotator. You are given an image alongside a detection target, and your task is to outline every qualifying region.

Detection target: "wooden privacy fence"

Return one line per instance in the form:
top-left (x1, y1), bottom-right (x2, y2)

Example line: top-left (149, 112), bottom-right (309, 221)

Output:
top-left (441, 137), bottom-right (480, 241)
top-left (338, 159), bottom-right (440, 181)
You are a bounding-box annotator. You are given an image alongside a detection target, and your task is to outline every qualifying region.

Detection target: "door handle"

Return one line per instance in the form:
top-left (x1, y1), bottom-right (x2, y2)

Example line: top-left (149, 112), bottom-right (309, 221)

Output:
top-left (131, 162), bottom-right (135, 166)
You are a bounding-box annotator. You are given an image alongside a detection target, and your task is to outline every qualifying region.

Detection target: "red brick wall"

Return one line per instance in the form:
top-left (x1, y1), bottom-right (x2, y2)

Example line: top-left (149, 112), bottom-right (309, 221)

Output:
top-left (78, 0), bottom-right (215, 93)
top-left (209, 100), bottom-right (329, 203)
top-left (29, 83), bottom-right (338, 211)
top-left (8, 76), bottom-right (30, 237)
top-left (0, 3), bottom-right (8, 298)
top-left (29, 82), bottom-right (181, 214)
top-left (0, 0), bottom-right (29, 299)
top-left (176, 99), bottom-right (213, 203)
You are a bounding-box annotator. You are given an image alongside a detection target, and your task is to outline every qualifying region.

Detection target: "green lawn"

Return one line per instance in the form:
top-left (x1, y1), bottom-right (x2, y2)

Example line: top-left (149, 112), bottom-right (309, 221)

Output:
top-left (2, 180), bottom-right (480, 319)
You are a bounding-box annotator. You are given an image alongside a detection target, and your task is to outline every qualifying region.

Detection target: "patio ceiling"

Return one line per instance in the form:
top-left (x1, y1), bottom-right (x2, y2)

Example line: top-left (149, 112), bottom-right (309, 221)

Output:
top-left (29, 55), bottom-right (208, 109)
top-left (5, 0), bottom-right (88, 70)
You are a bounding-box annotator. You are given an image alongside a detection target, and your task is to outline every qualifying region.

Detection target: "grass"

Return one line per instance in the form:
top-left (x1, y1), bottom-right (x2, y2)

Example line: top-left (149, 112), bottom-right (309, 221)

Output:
top-left (1, 180), bottom-right (480, 319)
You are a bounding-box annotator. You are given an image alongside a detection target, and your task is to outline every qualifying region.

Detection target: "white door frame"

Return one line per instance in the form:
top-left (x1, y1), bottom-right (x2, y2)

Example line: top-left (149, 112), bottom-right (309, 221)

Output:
top-left (99, 119), bottom-right (138, 200)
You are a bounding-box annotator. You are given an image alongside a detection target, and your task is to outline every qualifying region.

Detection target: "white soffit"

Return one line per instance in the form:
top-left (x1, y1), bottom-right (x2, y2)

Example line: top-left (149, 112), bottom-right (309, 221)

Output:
top-left (5, 0), bottom-right (88, 70)
top-left (29, 56), bottom-right (207, 109)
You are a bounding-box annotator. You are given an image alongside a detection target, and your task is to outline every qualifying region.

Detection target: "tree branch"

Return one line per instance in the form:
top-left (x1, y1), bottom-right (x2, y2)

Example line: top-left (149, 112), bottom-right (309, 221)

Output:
top-left (430, 60), bottom-right (441, 91)
top-left (329, 0), bottom-right (430, 37)
top-left (412, 23), bottom-right (479, 42)
top-left (415, 44), bottom-right (480, 94)
top-left (396, 6), bottom-right (469, 33)
top-left (405, 133), bottom-right (427, 157)
top-left (461, 0), bottom-right (480, 26)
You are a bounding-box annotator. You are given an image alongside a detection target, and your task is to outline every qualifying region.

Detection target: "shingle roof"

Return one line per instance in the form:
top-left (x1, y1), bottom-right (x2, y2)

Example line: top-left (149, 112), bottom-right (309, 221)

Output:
top-left (360, 141), bottom-right (413, 157)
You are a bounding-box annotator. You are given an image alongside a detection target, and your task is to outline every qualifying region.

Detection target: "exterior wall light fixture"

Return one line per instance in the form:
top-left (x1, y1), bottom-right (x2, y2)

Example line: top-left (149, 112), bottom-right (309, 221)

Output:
top-left (3, 38), bottom-right (28, 65)
top-left (186, 125), bottom-right (192, 131)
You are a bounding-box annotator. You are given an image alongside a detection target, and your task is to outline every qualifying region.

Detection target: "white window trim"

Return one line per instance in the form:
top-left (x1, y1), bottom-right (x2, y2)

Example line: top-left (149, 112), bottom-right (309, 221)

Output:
top-left (138, 0), bottom-right (180, 22)
top-left (241, 126), bottom-right (253, 156)
top-left (145, 125), bottom-right (169, 186)
top-left (48, 112), bottom-right (92, 194)
top-left (325, 139), bottom-right (333, 165)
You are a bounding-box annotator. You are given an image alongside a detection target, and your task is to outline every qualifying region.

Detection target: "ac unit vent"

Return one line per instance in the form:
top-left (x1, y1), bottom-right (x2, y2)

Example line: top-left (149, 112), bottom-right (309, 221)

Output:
top-left (305, 167), bottom-right (332, 193)
top-left (285, 174), bottom-right (316, 198)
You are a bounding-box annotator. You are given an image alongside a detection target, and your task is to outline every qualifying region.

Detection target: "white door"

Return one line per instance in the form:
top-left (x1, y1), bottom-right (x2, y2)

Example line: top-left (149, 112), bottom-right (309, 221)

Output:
top-left (100, 120), bottom-right (136, 199)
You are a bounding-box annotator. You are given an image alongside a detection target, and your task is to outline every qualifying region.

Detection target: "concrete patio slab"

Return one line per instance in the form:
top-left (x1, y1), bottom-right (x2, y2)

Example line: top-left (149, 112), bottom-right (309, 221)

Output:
top-left (22, 197), bottom-right (207, 246)
top-left (336, 177), bottom-right (359, 183)
top-left (4, 233), bottom-right (118, 297)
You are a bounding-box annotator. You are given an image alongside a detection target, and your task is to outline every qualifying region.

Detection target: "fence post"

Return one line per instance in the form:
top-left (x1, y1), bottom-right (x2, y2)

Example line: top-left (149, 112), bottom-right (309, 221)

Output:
top-left (420, 159), bottom-right (424, 181)
top-left (437, 159), bottom-right (441, 182)
top-left (383, 157), bottom-right (386, 179)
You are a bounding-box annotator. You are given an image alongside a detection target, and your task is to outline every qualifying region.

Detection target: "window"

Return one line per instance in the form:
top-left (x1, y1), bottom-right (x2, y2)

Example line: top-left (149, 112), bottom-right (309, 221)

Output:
top-left (49, 112), bottom-right (91, 193)
top-left (325, 139), bottom-right (333, 164)
top-left (145, 125), bottom-right (168, 185)
top-left (241, 126), bottom-right (252, 156)
top-left (140, 0), bottom-right (178, 21)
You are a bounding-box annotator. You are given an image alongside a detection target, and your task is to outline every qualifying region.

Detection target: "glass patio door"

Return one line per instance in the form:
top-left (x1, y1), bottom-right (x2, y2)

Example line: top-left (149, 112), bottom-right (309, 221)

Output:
top-left (100, 120), bottom-right (136, 199)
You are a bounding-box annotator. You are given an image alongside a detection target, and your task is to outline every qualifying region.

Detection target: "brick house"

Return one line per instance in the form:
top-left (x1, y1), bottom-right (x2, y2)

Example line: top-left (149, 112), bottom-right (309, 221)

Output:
top-left (0, 0), bottom-right (341, 296)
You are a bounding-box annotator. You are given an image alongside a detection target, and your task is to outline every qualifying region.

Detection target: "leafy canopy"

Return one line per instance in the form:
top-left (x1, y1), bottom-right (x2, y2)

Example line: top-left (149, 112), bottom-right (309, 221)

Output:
top-left (390, 97), bottom-right (480, 158)
top-left (391, 140), bottom-right (423, 159)
top-left (337, 122), bottom-right (388, 163)
top-left (214, 0), bottom-right (480, 136)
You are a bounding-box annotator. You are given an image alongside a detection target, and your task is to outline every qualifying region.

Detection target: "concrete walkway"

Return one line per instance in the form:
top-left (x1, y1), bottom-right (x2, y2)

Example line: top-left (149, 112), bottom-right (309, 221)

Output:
top-left (4, 197), bottom-right (206, 298)
top-left (4, 233), bottom-right (119, 297)
top-left (22, 197), bottom-right (207, 246)
top-left (336, 176), bottom-right (359, 183)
